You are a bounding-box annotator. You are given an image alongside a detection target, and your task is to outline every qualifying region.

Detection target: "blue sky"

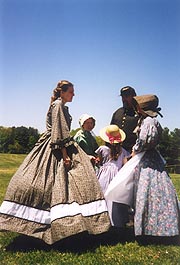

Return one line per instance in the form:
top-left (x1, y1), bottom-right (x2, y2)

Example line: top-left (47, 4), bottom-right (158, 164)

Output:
top-left (0, 0), bottom-right (180, 135)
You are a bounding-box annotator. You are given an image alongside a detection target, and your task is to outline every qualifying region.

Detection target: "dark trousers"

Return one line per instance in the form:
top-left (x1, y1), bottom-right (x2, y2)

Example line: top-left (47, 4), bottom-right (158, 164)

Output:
top-left (112, 202), bottom-right (129, 227)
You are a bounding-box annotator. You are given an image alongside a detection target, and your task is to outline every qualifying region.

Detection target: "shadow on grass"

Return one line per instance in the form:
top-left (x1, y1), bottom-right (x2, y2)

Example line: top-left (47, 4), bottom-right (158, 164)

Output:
top-left (5, 227), bottom-right (135, 253)
top-left (136, 235), bottom-right (180, 246)
top-left (5, 227), bottom-right (180, 253)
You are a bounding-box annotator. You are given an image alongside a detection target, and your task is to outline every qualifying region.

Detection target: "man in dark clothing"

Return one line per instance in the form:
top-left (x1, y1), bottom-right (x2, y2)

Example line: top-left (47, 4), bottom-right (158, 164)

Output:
top-left (111, 86), bottom-right (139, 153)
top-left (110, 86), bottom-right (139, 229)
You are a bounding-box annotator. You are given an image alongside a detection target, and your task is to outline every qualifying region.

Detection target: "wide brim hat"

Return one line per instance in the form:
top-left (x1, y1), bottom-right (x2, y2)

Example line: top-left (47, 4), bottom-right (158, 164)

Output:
top-left (79, 114), bottom-right (95, 127)
top-left (99, 125), bottom-right (126, 144)
top-left (134, 94), bottom-right (162, 117)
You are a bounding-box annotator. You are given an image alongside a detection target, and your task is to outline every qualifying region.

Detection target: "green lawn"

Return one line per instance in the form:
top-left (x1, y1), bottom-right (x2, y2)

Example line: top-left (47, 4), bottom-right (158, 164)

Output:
top-left (0, 154), bottom-right (180, 265)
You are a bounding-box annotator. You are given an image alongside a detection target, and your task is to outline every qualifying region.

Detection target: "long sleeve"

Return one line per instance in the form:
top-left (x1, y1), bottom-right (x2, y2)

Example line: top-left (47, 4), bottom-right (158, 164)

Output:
top-left (50, 100), bottom-right (73, 149)
top-left (133, 117), bottom-right (162, 153)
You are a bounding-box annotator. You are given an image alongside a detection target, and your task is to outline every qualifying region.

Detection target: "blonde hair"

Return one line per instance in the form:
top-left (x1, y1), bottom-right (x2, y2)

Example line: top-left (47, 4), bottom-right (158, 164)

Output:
top-left (51, 80), bottom-right (73, 103)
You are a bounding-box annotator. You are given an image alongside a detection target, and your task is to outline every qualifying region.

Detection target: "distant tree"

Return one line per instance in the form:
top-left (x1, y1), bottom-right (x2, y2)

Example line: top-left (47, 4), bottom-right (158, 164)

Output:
top-left (0, 126), bottom-right (40, 154)
top-left (8, 140), bottom-right (22, 154)
top-left (13, 126), bottom-right (30, 153)
top-left (0, 126), bottom-right (13, 153)
top-left (169, 128), bottom-right (180, 164)
top-left (27, 127), bottom-right (40, 150)
top-left (158, 127), bottom-right (171, 161)
top-left (159, 127), bottom-right (180, 165)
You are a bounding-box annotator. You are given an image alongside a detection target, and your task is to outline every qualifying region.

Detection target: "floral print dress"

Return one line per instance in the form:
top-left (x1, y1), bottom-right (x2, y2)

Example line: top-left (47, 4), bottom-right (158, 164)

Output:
top-left (133, 117), bottom-right (179, 236)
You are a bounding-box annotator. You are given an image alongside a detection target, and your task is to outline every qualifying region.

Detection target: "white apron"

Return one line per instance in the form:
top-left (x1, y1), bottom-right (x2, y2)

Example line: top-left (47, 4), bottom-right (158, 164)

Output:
top-left (105, 152), bottom-right (145, 206)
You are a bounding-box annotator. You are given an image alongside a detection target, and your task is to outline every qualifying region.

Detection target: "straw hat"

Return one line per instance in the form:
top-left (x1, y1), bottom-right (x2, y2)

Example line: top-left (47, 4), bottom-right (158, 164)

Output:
top-left (134, 94), bottom-right (162, 117)
top-left (99, 125), bottom-right (126, 144)
top-left (79, 114), bottom-right (96, 127)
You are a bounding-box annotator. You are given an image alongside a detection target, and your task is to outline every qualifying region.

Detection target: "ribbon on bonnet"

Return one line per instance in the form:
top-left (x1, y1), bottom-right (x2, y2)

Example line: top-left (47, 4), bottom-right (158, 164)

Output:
top-left (99, 125), bottom-right (126, 144)
top-left (105, 132), bottom-right (122, 144)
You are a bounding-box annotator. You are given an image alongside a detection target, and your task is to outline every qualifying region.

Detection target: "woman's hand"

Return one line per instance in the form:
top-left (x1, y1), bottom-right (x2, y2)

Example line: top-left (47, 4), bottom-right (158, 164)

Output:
top-left (88, 155), bottom-right (96, 161)
top-left (131, 150), bottom-right (136, 157)
top-left (63, 156), bottom-right (72, 170)
top-left (62, 147), bottom-right (72, 170)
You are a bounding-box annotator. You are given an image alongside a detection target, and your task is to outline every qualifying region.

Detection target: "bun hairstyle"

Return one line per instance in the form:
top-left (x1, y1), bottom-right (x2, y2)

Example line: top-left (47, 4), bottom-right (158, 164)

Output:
top-left (51, 80), bottom-right (73, 103)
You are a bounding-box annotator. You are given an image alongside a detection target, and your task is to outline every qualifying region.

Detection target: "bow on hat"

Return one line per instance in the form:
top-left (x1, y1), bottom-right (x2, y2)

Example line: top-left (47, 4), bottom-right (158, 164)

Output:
top-left (99, 125), bottom-right (126, 144)
top-left (106, 132), bottom-right (122, 144)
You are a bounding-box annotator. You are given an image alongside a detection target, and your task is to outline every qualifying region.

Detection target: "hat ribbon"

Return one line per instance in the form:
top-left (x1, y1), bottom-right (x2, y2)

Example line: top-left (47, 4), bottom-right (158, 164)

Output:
top-left (106, 132), bottom-right (122, 144)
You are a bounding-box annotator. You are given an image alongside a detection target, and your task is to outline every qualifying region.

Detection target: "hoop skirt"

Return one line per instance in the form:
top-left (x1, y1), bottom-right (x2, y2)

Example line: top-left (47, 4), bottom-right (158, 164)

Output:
top-left (0, 99), bottom-right (110, 244)
top-left (105, 117), bottom-right (179, 236)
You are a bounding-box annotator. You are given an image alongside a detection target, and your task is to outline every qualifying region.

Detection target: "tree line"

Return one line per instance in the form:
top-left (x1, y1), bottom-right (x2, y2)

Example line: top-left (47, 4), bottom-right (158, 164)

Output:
top-left (158, 127), bottom-right (180, 173)
top-left (1, 126), bottom-right (180, 171)
top-left (0, 126), bottom-right (40, 154)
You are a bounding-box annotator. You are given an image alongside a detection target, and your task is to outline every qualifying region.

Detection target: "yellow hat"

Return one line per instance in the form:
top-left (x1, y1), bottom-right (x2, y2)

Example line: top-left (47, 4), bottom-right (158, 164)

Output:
top-left (99, 125), bottom-right (126, 144)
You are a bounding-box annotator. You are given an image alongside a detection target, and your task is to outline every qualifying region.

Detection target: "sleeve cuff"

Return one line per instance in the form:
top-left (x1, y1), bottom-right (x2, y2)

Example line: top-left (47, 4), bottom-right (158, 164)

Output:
top-left (50, 137), bottom-right (74, 149)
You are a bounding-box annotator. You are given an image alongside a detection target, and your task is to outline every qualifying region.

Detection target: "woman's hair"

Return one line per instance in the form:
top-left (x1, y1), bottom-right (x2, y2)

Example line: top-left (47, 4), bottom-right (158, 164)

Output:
top-left (51, 80), bottom-right (73, 103)
top-left (105, 142), bottom-right (122, 161)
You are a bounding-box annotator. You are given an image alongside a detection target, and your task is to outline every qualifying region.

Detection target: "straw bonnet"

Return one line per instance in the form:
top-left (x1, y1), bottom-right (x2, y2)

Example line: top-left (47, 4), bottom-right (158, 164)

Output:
top-left (134, 94), bottom-right (163, 117)
top-left (99, 125), bottom-right (126, 144)
top-left (79, 114), bottom-right (96, 127)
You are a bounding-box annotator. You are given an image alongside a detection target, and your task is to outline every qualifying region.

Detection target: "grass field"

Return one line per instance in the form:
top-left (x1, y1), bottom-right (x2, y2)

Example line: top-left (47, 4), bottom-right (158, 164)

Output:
top-left (0, 153), bottom-right (180, 265)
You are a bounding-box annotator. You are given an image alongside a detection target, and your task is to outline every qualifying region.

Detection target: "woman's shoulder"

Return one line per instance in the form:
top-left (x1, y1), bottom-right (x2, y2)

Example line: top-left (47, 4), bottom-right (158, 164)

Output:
top-left (51, 98), bottom-right (62, 108)
top-left (143, 116), bottom-right (161, 128)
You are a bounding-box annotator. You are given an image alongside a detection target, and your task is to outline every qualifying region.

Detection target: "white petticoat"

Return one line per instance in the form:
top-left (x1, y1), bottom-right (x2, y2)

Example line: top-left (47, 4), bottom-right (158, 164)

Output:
top-left (105, 152), bottom-right (145, 206)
